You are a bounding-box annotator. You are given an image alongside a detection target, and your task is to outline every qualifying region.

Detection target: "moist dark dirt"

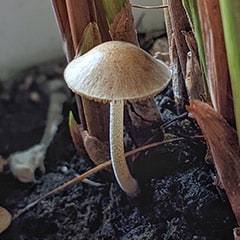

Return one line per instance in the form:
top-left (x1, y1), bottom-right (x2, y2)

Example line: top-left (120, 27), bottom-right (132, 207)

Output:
top-left (0, 56), bottom-right (237, 239)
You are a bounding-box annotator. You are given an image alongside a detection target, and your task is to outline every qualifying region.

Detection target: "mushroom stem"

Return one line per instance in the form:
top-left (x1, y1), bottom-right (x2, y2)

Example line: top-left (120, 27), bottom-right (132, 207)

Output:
top-left (109, 101), bottom-right (140, 196)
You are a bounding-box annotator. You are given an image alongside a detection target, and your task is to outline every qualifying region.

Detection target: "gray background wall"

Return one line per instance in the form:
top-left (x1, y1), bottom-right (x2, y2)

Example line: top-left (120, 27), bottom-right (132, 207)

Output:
top-left (0, 0), bottom-right (164, 81)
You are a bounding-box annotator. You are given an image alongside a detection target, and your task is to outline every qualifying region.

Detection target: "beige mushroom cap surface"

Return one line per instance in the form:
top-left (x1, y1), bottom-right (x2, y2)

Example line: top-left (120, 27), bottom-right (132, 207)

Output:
top-left (64, 41), bottom-right (171, 102)
top-left (0, 207), bottom-right (11, 233)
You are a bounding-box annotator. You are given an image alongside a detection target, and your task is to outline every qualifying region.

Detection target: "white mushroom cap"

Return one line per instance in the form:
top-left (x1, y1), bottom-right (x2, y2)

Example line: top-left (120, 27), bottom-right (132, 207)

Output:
top-left (64, 41), bottom-right (171, 102)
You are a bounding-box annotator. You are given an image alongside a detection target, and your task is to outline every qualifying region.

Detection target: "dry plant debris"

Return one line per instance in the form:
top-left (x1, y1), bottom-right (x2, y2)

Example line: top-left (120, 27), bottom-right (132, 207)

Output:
top-left (0, 207), bottom-right (11, 234)
top-left (187, 99), bottom-right (240, 225)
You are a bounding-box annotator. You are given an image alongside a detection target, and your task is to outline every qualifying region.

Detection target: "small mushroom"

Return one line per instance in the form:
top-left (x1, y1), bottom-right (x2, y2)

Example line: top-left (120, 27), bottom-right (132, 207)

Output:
top-left (64, 41), bottom-right (171, 195)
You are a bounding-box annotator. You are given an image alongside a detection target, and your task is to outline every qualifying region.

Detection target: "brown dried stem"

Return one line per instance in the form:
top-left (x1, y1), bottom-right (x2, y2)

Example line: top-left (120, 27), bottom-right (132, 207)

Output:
top-left (109, 2), bottom-right (138, 45)
top-left (94, 0), bottom-right (111, 42)
top-left (170, 36), bottom-right (188, 114)
top-left (63, 1), bottom-right (111, 144)
top-left (168, 0), bottom-right (191, 78)
top-left (197, 0), bottom-right (234, 125)
top-left (65, 0), bottom-right (92, 53)
top-left (51, 0), bottom-right (74, 61)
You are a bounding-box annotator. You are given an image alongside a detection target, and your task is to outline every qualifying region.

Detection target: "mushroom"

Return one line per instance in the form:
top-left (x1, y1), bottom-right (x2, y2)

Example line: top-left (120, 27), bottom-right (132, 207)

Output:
top-left (64, 41), bottom-right (171, 195)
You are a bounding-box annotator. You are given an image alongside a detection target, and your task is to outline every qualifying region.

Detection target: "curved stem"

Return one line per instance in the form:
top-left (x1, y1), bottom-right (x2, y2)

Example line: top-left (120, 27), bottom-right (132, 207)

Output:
top-left (110, 101), bottom-right (140, 196)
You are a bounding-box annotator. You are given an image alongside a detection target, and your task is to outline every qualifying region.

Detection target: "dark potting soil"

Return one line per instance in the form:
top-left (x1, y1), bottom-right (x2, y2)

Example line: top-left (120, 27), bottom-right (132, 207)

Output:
top-left (0, 58), bottom-right (237, 239)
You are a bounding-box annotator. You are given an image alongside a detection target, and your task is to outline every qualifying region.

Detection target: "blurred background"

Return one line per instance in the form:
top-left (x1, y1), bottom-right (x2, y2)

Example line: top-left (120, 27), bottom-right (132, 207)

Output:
top-left (0, 0), bottom-right (164, 82)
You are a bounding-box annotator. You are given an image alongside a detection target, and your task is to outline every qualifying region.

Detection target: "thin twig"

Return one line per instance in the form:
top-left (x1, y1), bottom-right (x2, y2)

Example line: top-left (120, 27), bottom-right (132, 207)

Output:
top-left (160, 112), bottom-right (189, 130)
top-left (131, 4), bottom-right (168, 9)
top-left (127, 135), bottom-right (203, 158)
top-left (12, 135), bottom-right (203, 220)
top-left (12, 160), bottom-right (111, 220)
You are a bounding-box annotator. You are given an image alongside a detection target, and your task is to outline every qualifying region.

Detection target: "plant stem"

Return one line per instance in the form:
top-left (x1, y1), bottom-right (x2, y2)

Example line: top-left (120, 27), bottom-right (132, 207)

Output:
top-left (197, 0), bottom-right (234, 124)
top-left (219, 0), bottom-right (240, 140)
top-left (167, 0), bottom-right (191, 78)
top-left (65, 0), bottom-right (91, 53)
top-left (51, 0), bottom-right (74, 61)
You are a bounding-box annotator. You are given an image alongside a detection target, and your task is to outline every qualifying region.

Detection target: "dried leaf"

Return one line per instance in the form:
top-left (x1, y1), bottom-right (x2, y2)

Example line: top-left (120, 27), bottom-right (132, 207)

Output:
top-left (81, 130), bottom-right (110, 166)
top-left (76, 22), bottom-right (102, 56)
top-left (102, 0), bottom-right (127, 26)
top-left (109, 3), bottom-right (138, 45)
top-left (186, 99), bottom-right (240, 225)
top-left (184, 31), bottom-right (205, 100)
top-left (0, 207), bottom-right (11, 233)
